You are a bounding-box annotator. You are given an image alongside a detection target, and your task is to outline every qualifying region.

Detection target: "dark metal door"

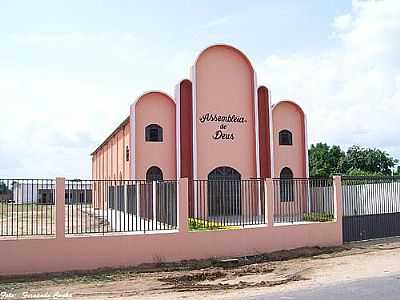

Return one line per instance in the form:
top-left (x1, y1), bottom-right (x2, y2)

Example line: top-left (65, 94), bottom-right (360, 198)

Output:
top-left (207, 167), bottom-right (241, 216)
top-left (342, 177), bottom-right (400, 242)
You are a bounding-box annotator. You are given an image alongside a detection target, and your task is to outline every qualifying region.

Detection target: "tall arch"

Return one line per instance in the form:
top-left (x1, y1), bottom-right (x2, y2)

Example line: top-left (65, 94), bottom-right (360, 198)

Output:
top-left (207, 166), bottom-right (241, 217)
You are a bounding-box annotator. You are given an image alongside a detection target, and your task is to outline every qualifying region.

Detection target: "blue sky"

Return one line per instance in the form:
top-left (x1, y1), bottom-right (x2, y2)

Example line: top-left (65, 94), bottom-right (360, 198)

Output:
top-left (1, 0), bottom-right (399, 178)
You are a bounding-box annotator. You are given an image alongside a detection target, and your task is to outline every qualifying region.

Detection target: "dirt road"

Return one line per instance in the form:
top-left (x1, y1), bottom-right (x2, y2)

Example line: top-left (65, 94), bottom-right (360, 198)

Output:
top-left (1, 238), bottom-right (400, 299)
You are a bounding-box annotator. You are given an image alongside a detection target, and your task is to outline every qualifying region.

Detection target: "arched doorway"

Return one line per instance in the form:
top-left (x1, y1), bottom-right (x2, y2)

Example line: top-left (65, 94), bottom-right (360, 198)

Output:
top-left (146, 166), bottom-right (163, 182)
top-left (207, 166), bottom-right (241, 217)
top-left (280, 167), bottom-right (294, 201)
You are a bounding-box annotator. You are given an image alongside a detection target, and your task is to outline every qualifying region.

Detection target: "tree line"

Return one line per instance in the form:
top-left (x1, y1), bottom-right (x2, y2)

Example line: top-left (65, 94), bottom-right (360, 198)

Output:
top-left (309, 143), bottom-right (400, 177)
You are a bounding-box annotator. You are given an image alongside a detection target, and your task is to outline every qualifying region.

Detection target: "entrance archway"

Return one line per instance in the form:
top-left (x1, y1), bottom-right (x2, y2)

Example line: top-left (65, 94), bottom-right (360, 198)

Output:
top-left (146, 166), bottom-right (163, 182)
top-left (207, 166), bottom-right (241, 217)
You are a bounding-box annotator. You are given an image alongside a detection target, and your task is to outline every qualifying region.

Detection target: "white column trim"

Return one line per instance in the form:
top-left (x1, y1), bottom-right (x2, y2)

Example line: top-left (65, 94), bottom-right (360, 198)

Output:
top-left (191, 65), bottom-right (198, 180)
top-left (304, 113), bottom-right (309, 178)
top-left (130, 104), bottom-right (136, 180)
top-left (268, 89), bottom-right (275, 178)
top-left (253, 71), bottom-right (260, 179)
top-left (175, 83), bottom-right (181, 180)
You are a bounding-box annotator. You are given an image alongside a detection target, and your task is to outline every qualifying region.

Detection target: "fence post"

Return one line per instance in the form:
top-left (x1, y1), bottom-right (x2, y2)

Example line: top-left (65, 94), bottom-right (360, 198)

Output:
top-left (333, 176), bottom-right (343, 244)
top-left (265, 178), bottom-right (274, 226)
top-left (178, 177), bottom-right (189, 233)
top-left (56, 177), bottom-right (65, 240)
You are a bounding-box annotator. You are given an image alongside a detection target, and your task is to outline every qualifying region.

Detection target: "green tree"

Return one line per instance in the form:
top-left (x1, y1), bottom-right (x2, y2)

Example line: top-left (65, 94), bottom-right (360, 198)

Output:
top-left (308, 143), bottom-right (345, 177)
top-left (309, 144), bottom-right (399, 176)
top-left (343, 146), bottom-right (398, 176)
top-left (393, 166), bottom-right (400, 176)
top-left (0, 181), bottom-right (9, 194)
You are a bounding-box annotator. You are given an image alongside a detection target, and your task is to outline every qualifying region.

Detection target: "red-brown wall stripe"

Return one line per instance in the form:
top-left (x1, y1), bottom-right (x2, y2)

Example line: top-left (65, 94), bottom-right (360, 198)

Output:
top-left (179, 79), bottom-right (193, 179)
top-left (257, 86), bottom-right (271, 178)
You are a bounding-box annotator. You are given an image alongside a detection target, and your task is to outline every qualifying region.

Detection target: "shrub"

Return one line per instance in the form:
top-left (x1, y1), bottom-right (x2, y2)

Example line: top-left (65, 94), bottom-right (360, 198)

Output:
top-left (303, 212), bottom-right (334, 222)
top-left (188, 218), bottom-right (240, 231)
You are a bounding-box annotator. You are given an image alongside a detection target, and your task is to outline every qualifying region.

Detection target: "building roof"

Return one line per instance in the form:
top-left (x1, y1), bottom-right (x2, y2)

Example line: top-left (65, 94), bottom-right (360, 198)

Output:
top-left (91, 116), bottom-right (130, 156)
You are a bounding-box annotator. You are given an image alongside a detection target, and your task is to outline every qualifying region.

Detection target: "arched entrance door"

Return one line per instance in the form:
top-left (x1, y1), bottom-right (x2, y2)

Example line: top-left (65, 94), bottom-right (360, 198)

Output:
top-left (146, 166), bottom-right (163, 182)
top-left (207, 167), bottom-right (241, 217)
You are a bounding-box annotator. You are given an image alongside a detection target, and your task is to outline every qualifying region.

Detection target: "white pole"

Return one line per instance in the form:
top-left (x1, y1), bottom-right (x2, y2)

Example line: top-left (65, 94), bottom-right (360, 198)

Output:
top-left (136, 182), bottom-right (140, 217)
top-left (152, 181), bottom-right (157, 223)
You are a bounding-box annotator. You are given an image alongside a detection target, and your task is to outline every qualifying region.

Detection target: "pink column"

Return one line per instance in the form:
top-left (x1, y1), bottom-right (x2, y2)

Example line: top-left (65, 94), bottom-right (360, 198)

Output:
top-left (178, 178), bottom-right (189, 233)
top-left (333, 176), bottom-right (343, 244)
top-left (265, 178), bottom-right (274, 226)
top-left (56, 177), bottom-right (65, 240)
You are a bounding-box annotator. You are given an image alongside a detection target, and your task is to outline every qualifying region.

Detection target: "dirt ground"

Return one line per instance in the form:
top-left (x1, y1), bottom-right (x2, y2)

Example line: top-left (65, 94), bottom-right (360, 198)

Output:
top-left (1, 237), bottom-right (400, 299)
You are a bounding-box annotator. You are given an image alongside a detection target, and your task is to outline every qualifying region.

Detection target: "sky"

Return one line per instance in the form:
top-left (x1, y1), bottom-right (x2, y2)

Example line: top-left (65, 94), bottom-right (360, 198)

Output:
top-left (0, 0), bottom-right (399, 178)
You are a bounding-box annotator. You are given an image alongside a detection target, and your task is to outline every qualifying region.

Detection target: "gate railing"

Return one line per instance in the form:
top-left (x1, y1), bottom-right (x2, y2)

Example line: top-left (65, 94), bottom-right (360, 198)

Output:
top-left (188, 179), bottom-right (265, 230)
top-left (342, 176), bottom-right (400, 242)
top-left (342, 176), bottom-right (400, 216)
top-left (273, 178), bottom-right (334, 223)
top-left (0, 179), bottom-right (55, 237)
top-left (65, 179), bottom-right (177, 235)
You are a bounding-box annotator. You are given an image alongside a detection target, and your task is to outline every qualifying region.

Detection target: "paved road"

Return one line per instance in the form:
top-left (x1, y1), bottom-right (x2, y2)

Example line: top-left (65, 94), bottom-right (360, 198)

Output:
top-left (240, 274), bottom-right (400, 300)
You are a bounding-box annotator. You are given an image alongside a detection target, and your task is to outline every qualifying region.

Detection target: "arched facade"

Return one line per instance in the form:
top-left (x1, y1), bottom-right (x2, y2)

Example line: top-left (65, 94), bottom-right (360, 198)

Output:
top-left (130, 91), bottom-right (176, 180)
top-left (272, 101), bottom-right (307, 179)
top-left (91, 44), bottom-right (307, 183)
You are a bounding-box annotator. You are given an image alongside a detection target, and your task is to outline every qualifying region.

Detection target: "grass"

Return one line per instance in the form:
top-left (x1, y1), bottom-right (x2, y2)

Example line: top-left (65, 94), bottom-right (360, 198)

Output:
top-left (0, 203), bottom-right (53, 219)
top-left (188, 218), bottom-right (241, 231)
top-left (303, 212), bottom-right (334, 222)
top-left (0, 203), bottom-right (105, 236)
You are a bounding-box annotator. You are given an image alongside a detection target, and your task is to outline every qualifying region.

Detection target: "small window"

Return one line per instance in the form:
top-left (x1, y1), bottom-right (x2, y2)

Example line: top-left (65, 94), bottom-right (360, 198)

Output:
top-left (126, 146), bottom-right (129, 162)
top-left (280, 167), bottom-right (294, 202)
top-left (279, 130), bottom-right (292, 145)
top-left (145, 124), bottom-right (163, 142)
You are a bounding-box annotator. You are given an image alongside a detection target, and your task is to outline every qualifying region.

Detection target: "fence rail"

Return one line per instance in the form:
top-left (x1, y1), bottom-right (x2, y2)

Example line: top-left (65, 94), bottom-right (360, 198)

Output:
top-left (0, 179), bottom-right (55, 237)
top-left (189, 179), bottom-right (265, 230)
top-left (65, 179), bottom-right (177, 235)
top-left (342, 176), bottom-right (400, 216)
top-left (273, 178), bottom-right (334, 223)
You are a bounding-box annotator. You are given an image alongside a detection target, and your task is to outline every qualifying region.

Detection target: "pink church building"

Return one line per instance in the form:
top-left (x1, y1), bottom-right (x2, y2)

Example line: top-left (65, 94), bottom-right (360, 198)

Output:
top-left (91, 44), bottom-right (308, 183)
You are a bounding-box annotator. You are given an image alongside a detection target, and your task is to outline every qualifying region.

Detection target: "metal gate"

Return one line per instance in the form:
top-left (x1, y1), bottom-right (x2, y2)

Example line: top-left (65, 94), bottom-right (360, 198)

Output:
top-left (342, 177), bottom-right (400, 242)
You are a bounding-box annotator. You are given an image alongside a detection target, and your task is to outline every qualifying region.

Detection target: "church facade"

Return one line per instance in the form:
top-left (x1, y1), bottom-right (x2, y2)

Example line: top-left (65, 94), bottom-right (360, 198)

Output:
top-left (91, 44), bottom-right (308, 182)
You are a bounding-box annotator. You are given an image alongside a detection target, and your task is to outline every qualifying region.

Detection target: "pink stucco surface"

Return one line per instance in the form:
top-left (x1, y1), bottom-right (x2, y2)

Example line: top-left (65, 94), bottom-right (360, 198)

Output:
top-left (132, 92), bottom-right (177, 180)
top-left (0, 178), bottom-right (343, 276)
top-left (194, 45), bottom-right (257, 179)
top-left (272, 101), bottom-right (307, 178)
top-left (92, 119), bottom-right (131, 180)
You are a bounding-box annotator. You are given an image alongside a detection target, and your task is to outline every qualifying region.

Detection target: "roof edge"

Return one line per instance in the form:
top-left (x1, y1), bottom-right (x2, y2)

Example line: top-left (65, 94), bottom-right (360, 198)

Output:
top-left (91, 116), bottom-right (130, 156)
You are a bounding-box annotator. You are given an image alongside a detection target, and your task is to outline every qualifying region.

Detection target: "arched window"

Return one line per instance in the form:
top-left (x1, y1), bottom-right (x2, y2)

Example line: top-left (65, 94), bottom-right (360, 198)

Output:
top-left (279, 130), bottom-right (292, 145)
top-left (280, 167), bottom-right (294, 202)
top-left (145, 124), bottom-right (163, 142)
top-left (146, 166), bottom-right (163, 182)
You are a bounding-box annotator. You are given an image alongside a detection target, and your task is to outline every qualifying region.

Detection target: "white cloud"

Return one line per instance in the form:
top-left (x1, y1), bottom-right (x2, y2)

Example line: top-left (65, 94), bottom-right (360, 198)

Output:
top-left (1, 0), bottom-right (399, 178)
top-left (258, 0), bottom-right (400, 160)
top-left (333, 13), bottom-right (353, 31)
top-left (204, 16), bottom-right (231, 29)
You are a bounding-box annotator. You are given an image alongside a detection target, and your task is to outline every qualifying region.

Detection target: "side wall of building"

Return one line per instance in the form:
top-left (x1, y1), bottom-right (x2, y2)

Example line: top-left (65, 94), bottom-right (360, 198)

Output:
top-left (92, 119), bottom-right (131, 181)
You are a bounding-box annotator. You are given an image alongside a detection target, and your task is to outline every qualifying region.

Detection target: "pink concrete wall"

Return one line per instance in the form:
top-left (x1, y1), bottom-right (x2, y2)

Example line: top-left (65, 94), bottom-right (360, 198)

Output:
top-left (132, 92), bottom-right (176, 180)
top-left (0, 178), bottom-right (343, 276)
top-left (272, 101), bottom-right (307, 178)
top-left (194, 45), bottom-right (257, 179)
